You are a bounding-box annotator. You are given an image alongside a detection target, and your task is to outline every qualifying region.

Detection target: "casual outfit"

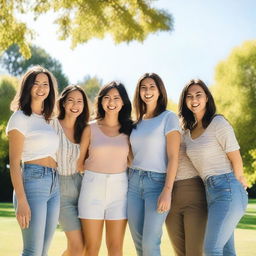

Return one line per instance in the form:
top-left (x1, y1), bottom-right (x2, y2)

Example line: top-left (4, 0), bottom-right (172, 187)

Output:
top-left (78, 121), bottom-right (129, 220)
top-left (51, 118), bottom-right (82, 231)
top-left (128, 110), bottom-right (180, 256)
top-left (184, 115), bottom-right (248, 256)
top-left (165, 135), bottom-right (207, 256)
top-left (7, 110), bottom-right (60, 256)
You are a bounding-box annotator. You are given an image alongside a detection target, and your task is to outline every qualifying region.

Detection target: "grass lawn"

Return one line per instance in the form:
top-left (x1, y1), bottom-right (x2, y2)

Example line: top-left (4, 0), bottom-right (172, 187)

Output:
top-left (0, 199), bottom-right (255, 255)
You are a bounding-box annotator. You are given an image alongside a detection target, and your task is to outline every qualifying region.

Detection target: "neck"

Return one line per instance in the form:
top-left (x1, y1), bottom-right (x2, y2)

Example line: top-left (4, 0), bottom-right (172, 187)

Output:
top-left (101, 114), bottom-right (119, 127)
top-left (144, 104), bottom-right (157, 119)
top-left (61, 116), bottom-right (76, 128)
top-left (31, 100), bottom-right (43, 115)
top-left (194, 112), bottom-right (205, 128)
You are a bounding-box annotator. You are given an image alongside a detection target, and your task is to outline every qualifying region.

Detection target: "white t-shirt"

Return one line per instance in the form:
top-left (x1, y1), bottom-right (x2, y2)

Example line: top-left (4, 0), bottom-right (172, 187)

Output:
top-left (130, 110), bottom-right (180, 173)
top-left (6, 110), bottom-right (59, 162)
top-left (184, 115), bottom-right (240, 181)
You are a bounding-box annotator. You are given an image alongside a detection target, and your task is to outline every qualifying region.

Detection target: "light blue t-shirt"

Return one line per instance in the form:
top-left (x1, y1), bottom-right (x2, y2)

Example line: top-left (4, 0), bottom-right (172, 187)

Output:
top-left (130, 110), bottom-right (180, 173)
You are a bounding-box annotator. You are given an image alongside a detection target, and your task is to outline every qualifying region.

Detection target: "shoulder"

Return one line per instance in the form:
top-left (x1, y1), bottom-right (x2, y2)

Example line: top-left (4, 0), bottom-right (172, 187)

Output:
top-left (211, 115), bottom-right (232, 129)
top-left (6, 111), bottom-right (29, 135)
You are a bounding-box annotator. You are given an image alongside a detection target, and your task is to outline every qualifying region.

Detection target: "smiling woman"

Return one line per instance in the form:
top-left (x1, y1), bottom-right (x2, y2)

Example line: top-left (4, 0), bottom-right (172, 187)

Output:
top-left (6, 65), bottom-right (60, 256)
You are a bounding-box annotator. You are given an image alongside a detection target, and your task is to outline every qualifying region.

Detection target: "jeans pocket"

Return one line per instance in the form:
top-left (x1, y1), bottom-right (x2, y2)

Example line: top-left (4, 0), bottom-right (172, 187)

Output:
top-left (23, 169), bottom-right (44, 182)
top-left (149, 172), bottom-right (166, 184)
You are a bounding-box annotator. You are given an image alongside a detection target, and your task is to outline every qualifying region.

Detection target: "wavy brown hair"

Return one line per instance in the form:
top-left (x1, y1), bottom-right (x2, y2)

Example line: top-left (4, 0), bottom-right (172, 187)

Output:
top-left (178, 79), bottom-right (216, 130)
top-left (10, 65), bottom-right (58, 121)
top-left (133, 73), bottom-right (167, 122)
top-left (58, 85), bottom-right (90, 143)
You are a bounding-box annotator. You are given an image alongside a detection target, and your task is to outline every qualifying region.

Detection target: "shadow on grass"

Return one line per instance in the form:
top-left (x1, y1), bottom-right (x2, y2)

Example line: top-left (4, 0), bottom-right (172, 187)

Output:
top-left (0, 203), bottom-right (16, 218)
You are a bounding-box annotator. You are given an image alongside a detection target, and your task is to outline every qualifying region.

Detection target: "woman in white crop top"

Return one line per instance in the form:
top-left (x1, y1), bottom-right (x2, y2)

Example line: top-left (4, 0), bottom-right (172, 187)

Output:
top-left (179, 79), bottom-right (248, 256)
top-left (6, 66), bottom-right (59, 256)
top-left (77, 81), bottom-right (133, 256)
top-left (51, 85), bottom-right (90, 256)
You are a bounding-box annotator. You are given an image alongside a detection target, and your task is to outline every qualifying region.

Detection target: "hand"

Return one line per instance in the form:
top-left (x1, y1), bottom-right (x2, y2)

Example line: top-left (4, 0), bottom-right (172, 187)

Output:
top-left (16, 199), bottom-right (31, 229)
top-left (236, 175), bottom-right (248, 189)
top-left (157, 187), bottom-right (172, 213)
top-left (76, 162), bottom-right (85, 173)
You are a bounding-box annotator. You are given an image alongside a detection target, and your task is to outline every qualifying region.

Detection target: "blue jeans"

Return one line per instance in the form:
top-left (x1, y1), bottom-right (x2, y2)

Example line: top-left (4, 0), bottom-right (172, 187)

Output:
top-left (127, 168), bottom-right (168, 256)
top-left (14, 164), bottom-right (60, 256)
top-left (204, 172), bottom-right (248, 256)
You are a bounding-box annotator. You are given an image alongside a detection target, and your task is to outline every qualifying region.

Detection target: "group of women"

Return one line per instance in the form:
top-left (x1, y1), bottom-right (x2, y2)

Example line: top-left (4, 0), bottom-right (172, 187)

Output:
top-left (6, 65), bottom-right (248, 256)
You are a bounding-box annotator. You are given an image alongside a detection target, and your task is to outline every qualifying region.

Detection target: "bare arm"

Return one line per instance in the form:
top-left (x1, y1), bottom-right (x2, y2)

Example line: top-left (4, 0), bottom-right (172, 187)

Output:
top-left (157, 130), bottom-right (180, 212)
top-left (227, 150), bottom-right (248, 188)
top-left (76, 126), bottom-right (91, 173)
top-left (127, 143), bottom-right (133, 167)
top-left (8, 130), bottom-right (31, 229)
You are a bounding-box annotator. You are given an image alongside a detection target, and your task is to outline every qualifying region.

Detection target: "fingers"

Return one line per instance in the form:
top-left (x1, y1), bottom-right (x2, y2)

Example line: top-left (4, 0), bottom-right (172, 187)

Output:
top-left (157, 200), bottom-right (170, 213)
top-left (17, 214), bottom-right (31, 229)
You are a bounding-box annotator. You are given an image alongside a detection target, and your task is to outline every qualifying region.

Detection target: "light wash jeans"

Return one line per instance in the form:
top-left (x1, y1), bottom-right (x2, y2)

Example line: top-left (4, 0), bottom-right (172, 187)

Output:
top-left (204, 172), bottom-right (248, 256)
top-left (14, 164), bottom-right (60, 256)
top-left (127, 168), bottom-right (168, 256)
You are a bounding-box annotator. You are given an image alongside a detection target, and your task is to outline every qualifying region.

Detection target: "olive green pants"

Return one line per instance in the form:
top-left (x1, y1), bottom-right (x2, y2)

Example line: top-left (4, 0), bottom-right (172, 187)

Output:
top-left (166, 177), bottom-right (207, 256)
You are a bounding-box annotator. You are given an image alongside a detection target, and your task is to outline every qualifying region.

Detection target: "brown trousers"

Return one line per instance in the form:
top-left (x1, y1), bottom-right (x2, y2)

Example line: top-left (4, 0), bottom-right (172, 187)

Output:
top-left (165, 177), bottom-right (207, 256)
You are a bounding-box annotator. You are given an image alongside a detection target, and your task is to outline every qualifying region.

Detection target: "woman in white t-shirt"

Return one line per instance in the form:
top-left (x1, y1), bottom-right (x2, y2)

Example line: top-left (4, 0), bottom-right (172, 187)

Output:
top-left (179, 79), bottom-right (248, 256)
top-left (6, 66), bottom-right (59, 256)
top-left (128, 73), bottom-right (181, 256)
top-left (51, 85), bottom-right (90, 256)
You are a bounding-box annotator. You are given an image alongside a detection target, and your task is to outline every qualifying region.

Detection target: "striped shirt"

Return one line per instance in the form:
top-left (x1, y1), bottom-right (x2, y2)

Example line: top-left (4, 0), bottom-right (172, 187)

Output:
top-left (184, 115), bottom-right (240, 181)
top-left (51, 119), bottom-right (80, 176)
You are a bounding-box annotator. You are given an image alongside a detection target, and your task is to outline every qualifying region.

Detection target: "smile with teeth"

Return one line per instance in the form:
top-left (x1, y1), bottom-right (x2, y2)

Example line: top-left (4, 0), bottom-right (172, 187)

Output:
top-left (107, 106), bottom-right (116, 110)
top-left (36, 92), bottom-right (45, 96)
top-left (145, 95), bottom-right (153, 99)
top-left (192, 104), bottom-right (200, 107)
top-left (70, 109), bottom-right (79, 113)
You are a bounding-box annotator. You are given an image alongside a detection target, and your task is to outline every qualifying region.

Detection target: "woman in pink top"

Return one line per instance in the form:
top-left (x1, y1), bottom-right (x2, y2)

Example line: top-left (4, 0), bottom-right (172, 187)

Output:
top-left (77, 81), bottom-right (133, 256)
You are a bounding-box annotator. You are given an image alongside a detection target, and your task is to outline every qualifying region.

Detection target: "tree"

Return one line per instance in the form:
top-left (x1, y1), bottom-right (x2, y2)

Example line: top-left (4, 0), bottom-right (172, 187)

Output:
top-left (0, 44), bottom-right (69, 91)
top-left (79, 75), bottom-right (102, 103)
top-left (0, 75), bottom-right (18, 201)
top-left (212, 40), bottom-right (256, 184)
top-left (0, 0), bottom-right (173, 58)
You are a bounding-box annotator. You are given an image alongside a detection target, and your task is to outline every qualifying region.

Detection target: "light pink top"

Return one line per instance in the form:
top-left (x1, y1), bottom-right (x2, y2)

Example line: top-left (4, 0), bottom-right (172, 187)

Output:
top-left (84, 121), bottom-right (129, 174)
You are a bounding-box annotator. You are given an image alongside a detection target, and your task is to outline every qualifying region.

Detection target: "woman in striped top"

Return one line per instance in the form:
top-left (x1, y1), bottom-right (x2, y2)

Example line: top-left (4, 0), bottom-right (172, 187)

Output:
top-left (51, 85), bottom-right (90, 256)
top-left (179, 79), bottom-right (248, 256)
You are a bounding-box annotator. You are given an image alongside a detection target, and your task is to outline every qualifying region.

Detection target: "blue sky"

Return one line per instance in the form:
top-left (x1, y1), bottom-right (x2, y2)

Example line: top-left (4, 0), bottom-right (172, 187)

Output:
top-left (4, 0), bottom-right (256, 102)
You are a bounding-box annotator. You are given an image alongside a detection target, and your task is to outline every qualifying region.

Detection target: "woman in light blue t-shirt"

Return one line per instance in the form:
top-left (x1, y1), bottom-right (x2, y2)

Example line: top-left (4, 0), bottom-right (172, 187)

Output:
top-left (128, 73), bottom-right (181, 256)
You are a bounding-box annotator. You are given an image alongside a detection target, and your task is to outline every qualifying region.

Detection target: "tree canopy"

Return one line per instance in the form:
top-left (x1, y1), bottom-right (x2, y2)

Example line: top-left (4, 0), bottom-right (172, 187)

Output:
top-left (0, 44), bottom-right (69, 91)
top-left (0, 0), bottom-right (173, 58)
top-left (212, 40), bottom-right (256, 184)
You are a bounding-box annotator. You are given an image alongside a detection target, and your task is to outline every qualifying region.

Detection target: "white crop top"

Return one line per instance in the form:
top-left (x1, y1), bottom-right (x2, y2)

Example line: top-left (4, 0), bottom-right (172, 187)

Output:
top-left (6, 110), bottom-right (59, 162)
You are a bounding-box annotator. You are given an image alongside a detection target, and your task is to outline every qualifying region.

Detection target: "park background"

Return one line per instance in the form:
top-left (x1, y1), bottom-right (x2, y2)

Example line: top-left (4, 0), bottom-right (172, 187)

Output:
top-left (0, 0), bottom-right (256, 254)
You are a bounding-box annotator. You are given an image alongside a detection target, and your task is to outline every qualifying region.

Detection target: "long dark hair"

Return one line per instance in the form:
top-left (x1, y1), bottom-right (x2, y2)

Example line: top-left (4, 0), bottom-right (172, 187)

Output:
top-left (133, 73), bottom-right (167, 122)
top-left (178, 79), bottom-right (216, 130)
top-left (10, 65), bottom-right (58, 121)
top-left (95, 81), bottom-right (133, 135)
top-left (58, 85), bottom-right (90, 143)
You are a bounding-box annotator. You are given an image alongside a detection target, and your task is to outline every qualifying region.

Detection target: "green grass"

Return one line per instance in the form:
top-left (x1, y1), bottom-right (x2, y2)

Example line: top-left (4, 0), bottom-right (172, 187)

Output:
top-left (0, 200), bottom-right (255, 255)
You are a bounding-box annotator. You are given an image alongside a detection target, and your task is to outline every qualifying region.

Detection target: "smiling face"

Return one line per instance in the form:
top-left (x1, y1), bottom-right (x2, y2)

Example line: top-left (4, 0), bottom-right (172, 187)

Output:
top-left (101, 88), bottom-right (124, 115)
top-left (139, 77), bottom-right (160, 107)
top-left (186, 84), bottom-right (208, 117)
top-left (30, 73), bottom-right (50, 102)
top-left (63, 90), bottom-right (84, 118)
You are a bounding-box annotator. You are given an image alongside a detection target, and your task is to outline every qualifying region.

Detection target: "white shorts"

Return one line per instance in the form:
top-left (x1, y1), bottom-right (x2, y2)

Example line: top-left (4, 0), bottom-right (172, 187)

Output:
top-left (78, 170), bottom-right (128, 220)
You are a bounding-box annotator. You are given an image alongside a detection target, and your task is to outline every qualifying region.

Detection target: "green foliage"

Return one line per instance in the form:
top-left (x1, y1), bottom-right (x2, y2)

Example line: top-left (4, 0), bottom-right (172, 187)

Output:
top-left (79, 75), bottom-right (102, 103)
top-left (167, 99), bottom-right (178, 113)
top-left (0, 0), bottom-right (173, 58)
top-left (0, 44), bottom-right (69, 91)
top-left (212, 40), bottom-right (256, 184)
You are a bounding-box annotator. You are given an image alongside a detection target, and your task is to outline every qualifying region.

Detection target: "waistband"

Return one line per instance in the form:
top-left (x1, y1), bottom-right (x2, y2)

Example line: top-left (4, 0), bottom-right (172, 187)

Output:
top-left (85, 170), bottom-right (127, 178)
top-left (22, 163), bottom-right (57, 172)
top-left (174, 177), bottom-right (204, 187)
top-left (129, 168), bottom-right (166, 176)
top-left (205, 171), bottom-right (234, 186)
